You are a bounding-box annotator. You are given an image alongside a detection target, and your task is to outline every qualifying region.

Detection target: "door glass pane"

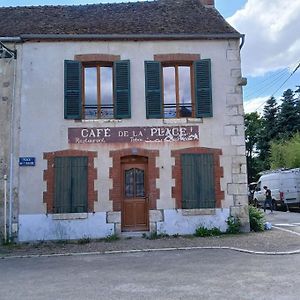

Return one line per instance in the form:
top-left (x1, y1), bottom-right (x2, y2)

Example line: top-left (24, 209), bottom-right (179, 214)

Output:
top-left (135, 169), bottom-right (145, 197)
top-left (178, 66), bottom-right (192, 117)
top-left (163, 67), bottom-right (176, 118)
top-left (125, 169), bottom-right (134, 198)
top-left (84, 67), bottom-right (98, 119)
top-left (100, 67), bottom-right (113, 119)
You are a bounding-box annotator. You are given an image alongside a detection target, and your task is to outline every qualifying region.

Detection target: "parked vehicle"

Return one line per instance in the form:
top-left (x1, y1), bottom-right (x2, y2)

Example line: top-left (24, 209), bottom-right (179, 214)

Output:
top-left (253, 168), bottom-right (300, 210)
top-left (248, 182), bottom-right (257, 205)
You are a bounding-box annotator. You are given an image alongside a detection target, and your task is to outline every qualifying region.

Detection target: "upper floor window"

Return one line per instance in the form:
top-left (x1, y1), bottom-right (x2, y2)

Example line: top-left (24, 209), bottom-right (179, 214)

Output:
top-left (145, 58), bottom-right (212, 119)
top-left (163, 64), bottom-right (193, 118)
top-left (64, 58), bottom-right (130, 120)
top-left (84, 64), bottom-right (114, 119)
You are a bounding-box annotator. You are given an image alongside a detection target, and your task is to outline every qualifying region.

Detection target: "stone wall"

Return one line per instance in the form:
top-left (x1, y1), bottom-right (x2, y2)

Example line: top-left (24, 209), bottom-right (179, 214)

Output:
top-left (0, 54), bottom-right (14, 241)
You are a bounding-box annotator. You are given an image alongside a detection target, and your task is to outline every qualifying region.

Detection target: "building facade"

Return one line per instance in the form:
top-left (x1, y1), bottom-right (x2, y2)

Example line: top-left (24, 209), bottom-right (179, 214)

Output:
top-left (0, 0), bottom-right (249, 242)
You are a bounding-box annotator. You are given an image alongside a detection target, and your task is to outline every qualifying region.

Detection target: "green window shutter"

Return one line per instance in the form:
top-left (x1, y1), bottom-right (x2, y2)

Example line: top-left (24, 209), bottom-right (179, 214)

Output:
top-left (145, 61), bottom-right (163, 118)
top-left (54, 157), bottom-right (72, 213)
top-left (70, 157), bottom-right (88, 213)
top-left (181, 154), bottom-right (215, 209)
top-left (114, 60), bottom-right (131, 119)
top-left (194, 59), bottom-right (212, 118)
top-left (64, 60), bottom-right (82, 120)
top-left (54, 157), bottom-right (88, 213)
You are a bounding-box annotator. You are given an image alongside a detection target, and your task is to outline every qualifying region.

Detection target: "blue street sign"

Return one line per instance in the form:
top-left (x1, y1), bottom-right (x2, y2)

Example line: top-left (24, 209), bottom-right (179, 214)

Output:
top-left (19, 157), bottom-right (35, 166)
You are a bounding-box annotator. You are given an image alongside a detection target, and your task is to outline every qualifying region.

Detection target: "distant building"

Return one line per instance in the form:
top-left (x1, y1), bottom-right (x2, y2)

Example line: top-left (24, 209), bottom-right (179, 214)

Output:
top-left (0, 0), bottom-right (249, 242)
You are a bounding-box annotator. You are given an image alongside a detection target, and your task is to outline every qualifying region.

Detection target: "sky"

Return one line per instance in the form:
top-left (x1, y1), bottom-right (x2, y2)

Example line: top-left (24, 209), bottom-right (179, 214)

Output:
top-left (2, 0), bottom-right (300, 114)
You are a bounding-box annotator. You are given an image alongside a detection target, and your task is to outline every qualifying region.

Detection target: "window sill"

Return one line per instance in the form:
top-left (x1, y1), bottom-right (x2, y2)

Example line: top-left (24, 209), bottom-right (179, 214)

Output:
top-left (76, 119), bottom-right (122, 124)
top-left (181, 209), bottom-right (216, 216)
top-left (163, 118), bottom-right (203, 124)
top-left (52, 213), bottom-right (88, 220)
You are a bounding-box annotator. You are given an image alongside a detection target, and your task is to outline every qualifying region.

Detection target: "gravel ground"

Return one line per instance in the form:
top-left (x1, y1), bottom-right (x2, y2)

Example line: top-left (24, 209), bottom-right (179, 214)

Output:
top-left (1, 228), bottom-right (300, 258)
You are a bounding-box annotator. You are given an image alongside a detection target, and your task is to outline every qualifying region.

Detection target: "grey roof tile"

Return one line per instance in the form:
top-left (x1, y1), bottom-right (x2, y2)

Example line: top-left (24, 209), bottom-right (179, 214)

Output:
top-left (0, 0), bottom-right (240, 39)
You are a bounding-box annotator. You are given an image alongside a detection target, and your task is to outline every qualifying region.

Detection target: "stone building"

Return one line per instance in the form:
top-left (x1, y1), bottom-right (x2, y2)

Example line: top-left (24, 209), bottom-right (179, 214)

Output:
top-left (0, 0), bottom-right (249, 242)
top-left (0, 43), bottom-right (18, 241)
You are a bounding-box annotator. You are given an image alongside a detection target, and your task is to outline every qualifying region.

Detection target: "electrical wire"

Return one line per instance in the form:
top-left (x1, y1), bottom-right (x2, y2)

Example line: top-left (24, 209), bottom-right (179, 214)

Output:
top-left (244, 68), bottom-right (288, 96)
top-left (245, 69), bottom-right (289, 99)
top-left (271, 62), bottom-right (300, 97)
top-left (252, 62), bottom-right (300, 112)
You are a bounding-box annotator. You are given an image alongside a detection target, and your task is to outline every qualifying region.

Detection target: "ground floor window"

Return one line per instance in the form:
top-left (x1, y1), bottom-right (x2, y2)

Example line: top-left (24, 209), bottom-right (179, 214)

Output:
top-left (171, 147), bottom-right (224, 209)
top-left (54, 156), bottom-right (88, 213)
top-left (181, 153), bottom-right (215, 209)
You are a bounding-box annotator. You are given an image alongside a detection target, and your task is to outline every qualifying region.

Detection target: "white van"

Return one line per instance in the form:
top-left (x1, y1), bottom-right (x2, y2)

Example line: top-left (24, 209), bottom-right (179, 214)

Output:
top-left (253, 168), bottom-right (300, 210)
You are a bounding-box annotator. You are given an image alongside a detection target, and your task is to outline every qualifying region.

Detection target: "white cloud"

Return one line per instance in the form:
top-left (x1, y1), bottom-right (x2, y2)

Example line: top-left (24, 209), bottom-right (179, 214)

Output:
top-left (243, 96), bottom-right (269, 114)
top-left (227, 0), bottom-right (300, 77)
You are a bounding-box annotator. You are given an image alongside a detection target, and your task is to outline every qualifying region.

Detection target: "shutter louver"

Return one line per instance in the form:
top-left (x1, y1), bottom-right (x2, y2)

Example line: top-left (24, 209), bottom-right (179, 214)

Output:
top-left (54, 157), bottom-right (88, 213)
top-left (64, 60), bottom-right (82, 120)
top-left (145, 61), bottom-right (163, 118)
top-left (194, 59), bottom-right (213, 118)
top-left (114, 60), bottom-right (131, 119)
top-left (181, 154), bottom-right (215, 209)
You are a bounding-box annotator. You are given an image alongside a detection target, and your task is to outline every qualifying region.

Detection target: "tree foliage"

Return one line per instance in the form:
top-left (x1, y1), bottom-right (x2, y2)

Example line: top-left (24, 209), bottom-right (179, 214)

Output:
top-left (270, 132), bottom-right (300, 169)
top-left (244, 87), bottom-right (300, 180)
top-left (244, 112), bottom-right (263, 182)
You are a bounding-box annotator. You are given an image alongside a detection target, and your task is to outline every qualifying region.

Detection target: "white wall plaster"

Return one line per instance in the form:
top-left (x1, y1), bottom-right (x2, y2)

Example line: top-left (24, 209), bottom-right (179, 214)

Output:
top-left (157, 209), bottom-right (230, 235)
top-left (18, 213), bottom-right (114, 241)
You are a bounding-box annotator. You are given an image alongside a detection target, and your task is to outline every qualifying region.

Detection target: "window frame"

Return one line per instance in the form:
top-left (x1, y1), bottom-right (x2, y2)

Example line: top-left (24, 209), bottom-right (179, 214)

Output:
top-left (82, 61), bottom-right (115, 120)
top-left (43, 150), bottom-right (97, 214)
top-left (171, 147), bottom-right (224, 209)
top-left (161, 61), bottom-right (195, 119)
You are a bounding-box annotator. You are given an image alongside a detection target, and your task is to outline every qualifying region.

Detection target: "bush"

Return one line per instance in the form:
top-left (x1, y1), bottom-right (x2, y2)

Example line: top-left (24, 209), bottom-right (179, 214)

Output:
top-left (194, 226), bottom-right (222, 237)
top-left (249, 205), bottom-right (265, 232)
top-left (226, 216), bottom-right (241, 234)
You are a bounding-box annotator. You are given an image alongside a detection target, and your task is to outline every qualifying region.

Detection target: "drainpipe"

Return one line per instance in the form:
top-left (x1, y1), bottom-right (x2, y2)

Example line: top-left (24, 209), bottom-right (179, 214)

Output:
top-left (3, 175), bottom-right (7, 243)
top-left (8, 47), bottom-right (17, 242)
top-left (239, 34), bottom-right (245, 50)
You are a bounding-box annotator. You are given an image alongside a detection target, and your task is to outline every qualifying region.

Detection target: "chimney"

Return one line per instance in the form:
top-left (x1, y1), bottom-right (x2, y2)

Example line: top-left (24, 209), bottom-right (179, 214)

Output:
top-left (199, 0), bottom-right (215, 7)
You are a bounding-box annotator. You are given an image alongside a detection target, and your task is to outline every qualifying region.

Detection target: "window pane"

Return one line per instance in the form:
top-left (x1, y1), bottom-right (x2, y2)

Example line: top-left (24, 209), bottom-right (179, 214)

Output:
top-left (125, 169), bottom-right (134, 198)
top-left (100, 67), bottom-right (113, 119)
top-left (163, 67), bottom-right (176, 118)
top-left (178, 66), bottom-right (192, 117)
top-left (84, 67), bottom-right (98, 119)
top-left (135, 169), bottom-right (145, 197)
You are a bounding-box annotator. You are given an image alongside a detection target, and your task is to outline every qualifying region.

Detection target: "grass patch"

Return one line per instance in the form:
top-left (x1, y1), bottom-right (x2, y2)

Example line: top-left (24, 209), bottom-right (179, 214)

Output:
top-left (105, 234), bottom-right (119, 242)
top-left (142, 232), bottom-right (170, 240)
top-left (77, 237), bottom-right (91, 245)
top-left (226, 216), bottom-right (241, 234)
top-left (194, 226), bottom-right (222, 237)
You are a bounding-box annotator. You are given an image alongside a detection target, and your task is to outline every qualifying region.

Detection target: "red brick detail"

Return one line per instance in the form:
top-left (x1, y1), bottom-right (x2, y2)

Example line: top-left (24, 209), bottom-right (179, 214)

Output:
top-left (43, 149), bottom-right (98, 213)
top-left (154, 53), bottom-right (200, 62)
top-left (74, 54), bottom-right (121, 62)
top-left (109, 148), bottom-right (159, 212)
top-left (171, 147), bottom-right (224, 209)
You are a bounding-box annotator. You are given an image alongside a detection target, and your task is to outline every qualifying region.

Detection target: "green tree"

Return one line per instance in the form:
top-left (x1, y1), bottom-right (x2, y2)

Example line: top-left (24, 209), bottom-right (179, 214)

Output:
top-left (244, 112), bottom-right (263, 182)
top-left (270, 132), bottom-right (300, 169)
top-left (257, 96), bottom-right (279, 169)
top-left (277, 89), bottom-right (298, 139)
top-left (295, 86), bottom-right (300, 132)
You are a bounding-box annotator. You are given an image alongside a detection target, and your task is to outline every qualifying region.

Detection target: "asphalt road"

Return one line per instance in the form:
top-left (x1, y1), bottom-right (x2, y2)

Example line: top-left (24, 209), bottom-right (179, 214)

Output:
top-left (265, 211), bottom-right (300, 234)
top-left (1, 249), bottom-right (300, 300)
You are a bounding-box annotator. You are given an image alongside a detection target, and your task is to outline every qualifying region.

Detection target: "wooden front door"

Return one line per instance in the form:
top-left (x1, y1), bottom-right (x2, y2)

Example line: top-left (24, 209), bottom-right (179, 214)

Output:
top-left (121, 157), bottom-right (149, 231)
